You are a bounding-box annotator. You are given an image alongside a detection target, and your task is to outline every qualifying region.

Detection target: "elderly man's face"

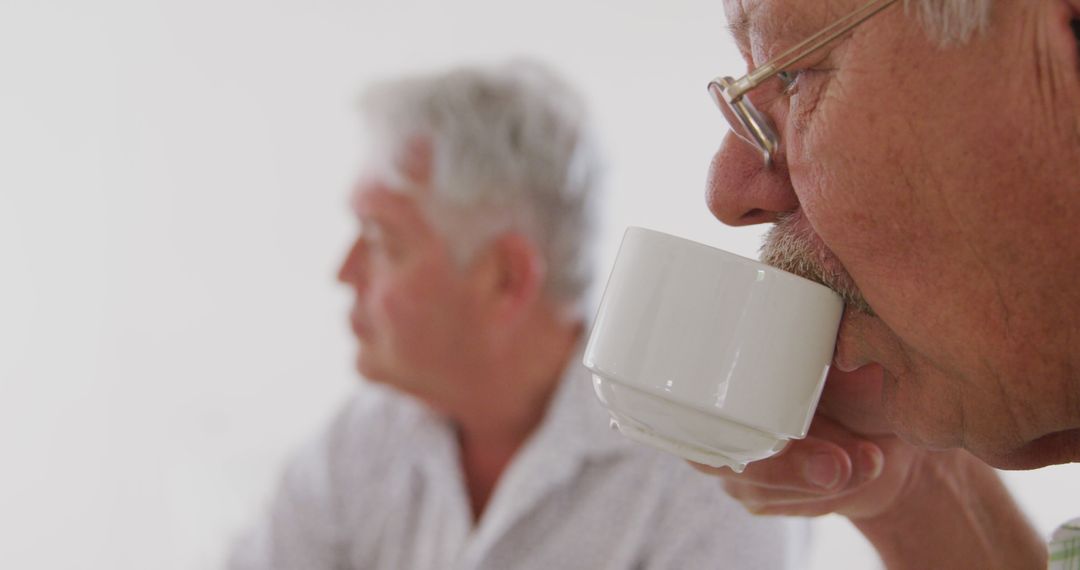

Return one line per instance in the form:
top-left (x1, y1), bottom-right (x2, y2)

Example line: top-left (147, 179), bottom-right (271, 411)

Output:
top-left (709, 0), bottom-right (1080, 468)
top-left (338, 181), bottom-right (481, 410)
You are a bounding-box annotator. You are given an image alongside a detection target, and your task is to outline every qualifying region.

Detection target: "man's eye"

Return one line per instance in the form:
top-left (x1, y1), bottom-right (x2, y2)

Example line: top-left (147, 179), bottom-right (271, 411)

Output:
top-left (358, 221), bottom-right (385, 246)
top-left (777, 70), bottom-right (801, 93)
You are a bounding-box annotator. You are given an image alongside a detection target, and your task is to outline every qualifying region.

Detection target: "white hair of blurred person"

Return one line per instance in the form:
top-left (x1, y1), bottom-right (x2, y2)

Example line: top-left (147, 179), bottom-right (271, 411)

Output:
top-left (359, 60), bottom-right (603, 319)
top-left (909, 0), bottom-right (991, 43)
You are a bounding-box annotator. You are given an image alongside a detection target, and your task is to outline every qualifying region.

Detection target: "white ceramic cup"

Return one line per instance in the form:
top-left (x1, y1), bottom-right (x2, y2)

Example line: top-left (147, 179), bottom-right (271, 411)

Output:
top-left (584, 227), bottom-right (843, 472)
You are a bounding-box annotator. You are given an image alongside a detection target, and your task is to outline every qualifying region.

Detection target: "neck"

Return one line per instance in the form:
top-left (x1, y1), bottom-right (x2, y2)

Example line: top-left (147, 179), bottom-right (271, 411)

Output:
top-left (453, 309), bottom-right (582, 522)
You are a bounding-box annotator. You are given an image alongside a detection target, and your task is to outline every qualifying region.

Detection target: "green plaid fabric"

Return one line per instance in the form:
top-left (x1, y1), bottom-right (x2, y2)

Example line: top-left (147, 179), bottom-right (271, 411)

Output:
top-left (1049, 518), bottom-right (1080, 570)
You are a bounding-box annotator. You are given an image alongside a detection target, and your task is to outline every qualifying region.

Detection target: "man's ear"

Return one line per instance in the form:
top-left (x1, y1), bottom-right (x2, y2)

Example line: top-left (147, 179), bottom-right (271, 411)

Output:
top-left (478, 233), bottom-right (545, 323)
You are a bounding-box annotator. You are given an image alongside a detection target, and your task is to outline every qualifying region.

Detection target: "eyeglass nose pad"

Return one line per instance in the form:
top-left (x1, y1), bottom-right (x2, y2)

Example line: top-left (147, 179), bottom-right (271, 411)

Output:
top-left (737, 99), bottom-right (780, 167)
top-left (708, 79), bottom-right (778, 169)
top-left (760, 145), bottom-right (774, 169)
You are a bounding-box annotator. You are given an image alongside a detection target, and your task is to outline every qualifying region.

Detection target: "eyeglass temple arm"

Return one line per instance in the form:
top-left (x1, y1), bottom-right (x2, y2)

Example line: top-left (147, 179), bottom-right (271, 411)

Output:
top-left (734, 0), bottom-right (899, 95)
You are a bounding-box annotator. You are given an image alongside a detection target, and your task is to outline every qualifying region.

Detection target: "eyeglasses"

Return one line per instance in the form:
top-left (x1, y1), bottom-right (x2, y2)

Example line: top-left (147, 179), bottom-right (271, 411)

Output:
top-left (709, 0), bottom-right (899, 168)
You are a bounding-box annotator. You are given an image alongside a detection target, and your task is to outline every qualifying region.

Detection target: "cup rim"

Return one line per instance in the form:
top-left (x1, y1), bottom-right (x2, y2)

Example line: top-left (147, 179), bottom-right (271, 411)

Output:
top-left (624, 226), bottom-right (840, 301)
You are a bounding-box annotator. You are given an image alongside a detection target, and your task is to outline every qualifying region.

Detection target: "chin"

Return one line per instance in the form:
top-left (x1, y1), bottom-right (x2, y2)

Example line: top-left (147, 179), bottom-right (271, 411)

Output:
top-left (976, 429), bottom-right (1080, 470)
top-left (880, 373), bottom-right (964, 449)
top-left (891, 424), bottom-right (962, 453)
top-left (355, 351), bottom-right (390, 383)
top-left (356, 352), bottom-right (419, 395)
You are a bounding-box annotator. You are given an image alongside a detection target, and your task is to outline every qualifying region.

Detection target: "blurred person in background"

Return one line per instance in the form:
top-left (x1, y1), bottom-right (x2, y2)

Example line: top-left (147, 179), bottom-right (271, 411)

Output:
top-left (229, 60), bottom-right (808, 570)
top-left (697, 0), bottom-right (1080, 567)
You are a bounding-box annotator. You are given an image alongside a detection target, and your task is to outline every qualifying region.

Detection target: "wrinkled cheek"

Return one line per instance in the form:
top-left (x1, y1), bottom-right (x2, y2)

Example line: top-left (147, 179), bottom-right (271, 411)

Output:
top-left (883, 368), bottom-right (966, 451)
top-left (792, 112), bottom-right (890, 261)
top-left (785, 150), bottom-right (842, 251)
top-left (784, 117), bottom-right (836, 215)
top-left (784, 80), bottom-right (839, 172)
top-left (376, 290), bottom-right (413, 335)
top-left (356, 282), bottom-right (400, 342)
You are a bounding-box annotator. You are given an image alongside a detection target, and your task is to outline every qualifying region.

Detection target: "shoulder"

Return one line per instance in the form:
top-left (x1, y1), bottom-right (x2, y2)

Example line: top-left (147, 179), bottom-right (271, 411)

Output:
top-left (330, 383), bottom-right (422, 438)
top-left (277, 382), bottom-right (433, 498)
top-left (271, 383), bottom-right (440, 525)
top-left (318, 382), bottom-right (431, 469)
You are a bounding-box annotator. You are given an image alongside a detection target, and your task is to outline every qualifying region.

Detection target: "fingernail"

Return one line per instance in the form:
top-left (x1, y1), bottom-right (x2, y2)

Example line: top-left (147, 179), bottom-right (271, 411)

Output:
top-left (856, 444), bottom-right (884, 481)
top-left (805, 453), bottom-right (841, 489)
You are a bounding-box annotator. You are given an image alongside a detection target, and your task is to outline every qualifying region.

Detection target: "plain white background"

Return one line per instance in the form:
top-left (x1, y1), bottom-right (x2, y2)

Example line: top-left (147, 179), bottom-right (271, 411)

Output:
top-left (2, 1), bottom-right (1077, 568)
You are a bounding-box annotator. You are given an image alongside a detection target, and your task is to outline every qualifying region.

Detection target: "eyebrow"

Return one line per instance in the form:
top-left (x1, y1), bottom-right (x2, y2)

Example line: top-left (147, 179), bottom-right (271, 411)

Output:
top-left (359, 215), bottom-right (392, 238)
top-left (352, 186), bottom-right (436, 243)
top-left (355, 206), bottom-right (404, 242)
top-left (725, 2), bottom-right (819, 59)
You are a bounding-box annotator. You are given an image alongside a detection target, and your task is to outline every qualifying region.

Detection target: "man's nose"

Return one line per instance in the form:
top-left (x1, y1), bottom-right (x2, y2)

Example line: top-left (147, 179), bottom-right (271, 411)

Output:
top-left (337, 239), bottom-right (367, 289)
top-left (705, 133), bottom-right (800, 227)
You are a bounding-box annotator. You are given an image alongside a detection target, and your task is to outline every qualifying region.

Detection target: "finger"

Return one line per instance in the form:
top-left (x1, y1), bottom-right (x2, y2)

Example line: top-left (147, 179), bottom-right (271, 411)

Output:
top-left (721, 476), bottom-right (836, 510)
top-left (690, 416), bottom-right (885, 494)
top-left (690, 436), bottom-right (850, 494)
top-left (721, 478), bottom-right (860, 517)
top-left (721, 455), bottom-right (887, 515)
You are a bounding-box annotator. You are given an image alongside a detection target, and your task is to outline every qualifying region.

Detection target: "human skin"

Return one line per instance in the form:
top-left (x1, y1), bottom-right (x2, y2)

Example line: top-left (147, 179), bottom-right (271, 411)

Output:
top-left (337, 144), bottom-right (581, 519)
top-left (697, 0), bottom-right (1080, 566)
top-left (709, 0), bottom-right (1080, 469)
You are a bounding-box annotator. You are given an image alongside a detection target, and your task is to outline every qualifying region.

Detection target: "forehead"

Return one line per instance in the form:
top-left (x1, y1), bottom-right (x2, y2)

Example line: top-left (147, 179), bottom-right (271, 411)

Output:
top-left (350, 183), bottom-right (433, 235)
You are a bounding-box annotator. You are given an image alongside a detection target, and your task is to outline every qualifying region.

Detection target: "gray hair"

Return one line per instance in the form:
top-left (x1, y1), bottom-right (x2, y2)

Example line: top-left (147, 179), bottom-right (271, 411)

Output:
top-left (359, 60), bottom-right (603, 314)
top-left (907, 0), bottom-right (993, 44)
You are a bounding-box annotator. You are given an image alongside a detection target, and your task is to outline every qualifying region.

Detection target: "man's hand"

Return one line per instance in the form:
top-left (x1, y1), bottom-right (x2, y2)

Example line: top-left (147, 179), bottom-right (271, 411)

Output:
top-left (691, 365), bottom-right (919, 520)
top-left (691, 365), bottom-right (1047, 569)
